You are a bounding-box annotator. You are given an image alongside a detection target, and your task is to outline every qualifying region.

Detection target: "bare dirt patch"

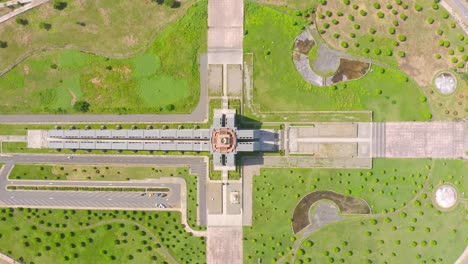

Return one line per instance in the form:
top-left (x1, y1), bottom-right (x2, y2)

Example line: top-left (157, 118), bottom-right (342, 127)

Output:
top-left (122, 34), bottom-right (138, 47)
top-left (22, 65), bottom-right (30, 75)
top-left (330, 58), bottom-right (370, 83)
top-left (292, 190), bottom-right (370, 234)
top-left (68, 88), bottom-right (78, 106)
top-left (89, 77), bottom-right (102, 84)
top-left (99, 8), bottom-right (110, 26)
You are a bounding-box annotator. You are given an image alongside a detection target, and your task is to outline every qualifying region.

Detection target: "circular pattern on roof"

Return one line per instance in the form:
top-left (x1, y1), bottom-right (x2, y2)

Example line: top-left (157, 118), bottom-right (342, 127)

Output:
top-left (434, 185), bottom-right (457, 209)
top-left (434, 72), bottom-right (457, 95)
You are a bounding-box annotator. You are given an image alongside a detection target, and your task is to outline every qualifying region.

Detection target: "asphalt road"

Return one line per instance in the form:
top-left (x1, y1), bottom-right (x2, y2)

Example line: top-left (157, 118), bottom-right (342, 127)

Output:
top-left (0, 154), bottom-right (207, 218)
top-left (0, 54), bottom-right (208, 124)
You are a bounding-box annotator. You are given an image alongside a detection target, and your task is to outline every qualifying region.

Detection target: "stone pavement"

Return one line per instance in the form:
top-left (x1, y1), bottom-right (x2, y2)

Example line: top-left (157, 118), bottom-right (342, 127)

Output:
top-left (207, 227), bottom-right (243, 264)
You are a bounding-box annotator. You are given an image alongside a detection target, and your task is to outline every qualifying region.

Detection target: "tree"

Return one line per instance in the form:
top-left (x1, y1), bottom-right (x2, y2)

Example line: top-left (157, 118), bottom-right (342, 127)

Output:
top-left (73, 101), bottom-right (90, 112)
top-left (53, 0), bottom-right (68, 10)
top-left (0, 41), bottom-right (7, 48)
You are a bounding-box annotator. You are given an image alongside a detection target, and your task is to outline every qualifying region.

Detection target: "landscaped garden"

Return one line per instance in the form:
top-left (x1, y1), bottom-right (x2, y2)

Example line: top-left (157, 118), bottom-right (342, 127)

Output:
top-left (243, 159), bottom-right (467, 263)
top-left (244, 1), bottom-right (432, 121)
top-left (0, 208), bottom-right (205, 264)
top-left (0, 1), bottom-right (206, 114)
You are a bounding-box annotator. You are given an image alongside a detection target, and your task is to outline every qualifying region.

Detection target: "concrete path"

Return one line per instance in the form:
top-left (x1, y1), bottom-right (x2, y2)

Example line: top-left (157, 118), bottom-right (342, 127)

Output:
top-left (0, 0), bottom-right (31, 8)
top-left (0, 136), bottom-right (26, 142)
top-left (0, 54), bottom-right (208, 123)
top-left (0, 0), bottom-right (48, 24)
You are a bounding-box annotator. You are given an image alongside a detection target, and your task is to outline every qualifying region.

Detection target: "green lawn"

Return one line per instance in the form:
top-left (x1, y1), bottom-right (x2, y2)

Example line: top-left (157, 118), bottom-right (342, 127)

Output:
top-left (0, 209), bottom-right (205, 264)
top-left (243, 159), bottom-right (468, 263)
top-left (9, 164), bottom-right (186, 181)
top-left (294, 160), bottom-right (467, 264)
top-left (244, 2), bottom-right (431, 121)
top-left (0, 1), bottom-right (207, 114)
top-left (0, 0), bottom-right (194, 72)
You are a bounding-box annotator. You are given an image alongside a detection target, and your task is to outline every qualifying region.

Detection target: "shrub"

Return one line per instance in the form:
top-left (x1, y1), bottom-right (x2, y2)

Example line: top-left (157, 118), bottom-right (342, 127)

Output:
top-left (323, 23), bottom-right (330, 29)
top-left (73, 101), bottom-right (90, 113)
top-left (333, 33), bottom-right (340, 39)
top-left (398, 35), bottom-right (407, 41)
top-left (343, 0), bottom-right (350, 4)
top-left (352, 4), bottom-right (359, 10)
top-left (386, 4), bottom-right (392, 9)
top-left (354, 24), bottom-right (360, 29)
top-left (297, 249), bottom-right (305, 255)
top-left (325, 10), bottom-right (332, 17)
top-left (398, 51), bottom-right (405, 57)
top-left (348, 15), bottom-right (354, 21)
top-left (450, 22), bottom-right (456, 28)
top-left (388, 27), bottom-right (396, 34)
top-left (165, 104), bottom-right (175, 111)
top-left (414, 4), bottom-right (423, 11)
top-left (318, 13), bottom-right (325, 19)
top-left (377, 12), bottom-right (384, 18)
top-left (392, 20), bottom-right (399, 26)
top-left (432, 3), bottom-right (439, 10)
top-left (457, 62), bottom-right (465, 68)
top-left (395, 0), bottom-right (402, 5)
top-left (443, 41), bottom-right (450, 47)
top-left (369, 28), bottom-right (376, 34)
top-left (164, 0), bottom-right (175, 7)
top-left (462, 55), bottom-right (468, 61)
top-left (459, 34), bottom-right (465, 41)
top-left (16, 18), bottom-right (28, 25)
top-left (360, 10), bottom-right (367, 16)
top-left (373, 2), bottom-right (380, 9)
top-left (374, 48), bottom-right (381, 55)
top-left (392, 9), bottom-right (398, 15)
top-left (442, 11), bottom-right (449, 19)
top-left (332, 19), bottom-right (339, 25)
top-left (452, 57), bottom-right (458, 63)
top-left (39, 22), bottom-right (52, 31)
top-left (0, 41), bottom-right (7, 48)
top-left (363, 48), bottom-right (370, 53)
top-left (400, 13), bottom-right (407, 20)
top-left (458, 46), bottom-right (464, 52)
top-left (53, 0), bottom-right (68, 10)
top-left (437, 29), bottom-right (443, 35)
top-left (402, 3), bottom-right (408, 9)
top-left (448, 49), bottom-right (455, 55)
top-left (349, 33), bottom-right (356, 38)
top-left (337, 11), bottom-right (343, 16)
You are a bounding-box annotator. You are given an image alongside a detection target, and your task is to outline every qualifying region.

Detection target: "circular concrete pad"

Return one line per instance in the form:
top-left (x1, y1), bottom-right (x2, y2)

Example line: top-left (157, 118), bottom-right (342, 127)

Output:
top-left (434, 72), bottom-right (457, 94)
top-left (434, 185), bottom-right (457, 209)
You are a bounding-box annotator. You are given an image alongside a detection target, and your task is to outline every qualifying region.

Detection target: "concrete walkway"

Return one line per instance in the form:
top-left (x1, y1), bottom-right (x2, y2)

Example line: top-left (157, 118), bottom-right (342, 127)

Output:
top-left (0, 0), bottom-right (31, 8)
top-left (0, 0), bottom-right (48, 24)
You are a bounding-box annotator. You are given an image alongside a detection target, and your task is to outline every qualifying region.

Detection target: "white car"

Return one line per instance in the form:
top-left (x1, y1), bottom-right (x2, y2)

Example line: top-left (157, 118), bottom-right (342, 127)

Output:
top-left (67, 156), bottom-right (73, 159)
top-left (155, 203), bottom-right (167, 208)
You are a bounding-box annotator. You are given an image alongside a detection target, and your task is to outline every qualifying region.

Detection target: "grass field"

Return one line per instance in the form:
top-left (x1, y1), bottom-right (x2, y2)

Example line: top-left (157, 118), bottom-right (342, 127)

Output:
top-left (312, 0), bottom-right (467, 86)
top-left (7, 164), bottom-right (203, 230)
top-left (243, 159), bottom-right (467, 263)
top-left (0, 0), bottom-right (194, 72)
top-left (244, 2), bottom-right (431, 121)
top-left (0, 2), bottom-right (206, 114)
top-left (294, 160), bottom-right (467, 264)
top-left (0, 209), bottom-right (205, 264)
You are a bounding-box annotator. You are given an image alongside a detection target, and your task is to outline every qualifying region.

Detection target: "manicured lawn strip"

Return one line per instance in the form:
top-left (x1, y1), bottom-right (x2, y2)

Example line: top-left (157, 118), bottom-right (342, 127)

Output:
top-left (294, 160), bottom-right (467, 264)
top-left (243, 159), bottom-right (433, 262)
top-left (0, 209), bottom-right (205, 264)
top-left (7, 186), bottom-right (169, 192)
top-left (0, 1), bottom-right (207, 114)
top-left (0, 0), bottom-right (194, 71)
top-left (9, 164), bottom-right (184, 181)
top-left (244, 2), bottom-right (431, 121)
